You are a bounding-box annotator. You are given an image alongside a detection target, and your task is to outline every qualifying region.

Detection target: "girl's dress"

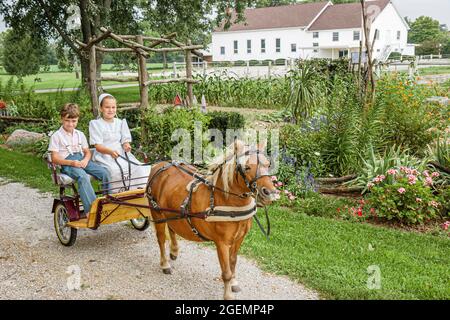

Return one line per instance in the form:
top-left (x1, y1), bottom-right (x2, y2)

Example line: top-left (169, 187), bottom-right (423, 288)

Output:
top-left (89, 118), bottom-right (150, 193)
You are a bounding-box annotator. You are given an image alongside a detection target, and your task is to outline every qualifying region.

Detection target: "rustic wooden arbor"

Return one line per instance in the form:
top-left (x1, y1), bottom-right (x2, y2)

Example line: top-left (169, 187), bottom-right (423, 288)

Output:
top-left (76, 27), bottom-right (203, 117)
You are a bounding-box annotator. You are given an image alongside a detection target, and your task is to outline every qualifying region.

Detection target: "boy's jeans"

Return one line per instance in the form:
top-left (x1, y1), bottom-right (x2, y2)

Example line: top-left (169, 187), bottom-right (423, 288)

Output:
top-left (61, 153), bottom-right (111, 214)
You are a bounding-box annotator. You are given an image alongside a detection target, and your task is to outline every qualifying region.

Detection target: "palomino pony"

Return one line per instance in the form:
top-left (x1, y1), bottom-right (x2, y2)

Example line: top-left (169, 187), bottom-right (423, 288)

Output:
top-left (145, 140), bottom-right (279, 300)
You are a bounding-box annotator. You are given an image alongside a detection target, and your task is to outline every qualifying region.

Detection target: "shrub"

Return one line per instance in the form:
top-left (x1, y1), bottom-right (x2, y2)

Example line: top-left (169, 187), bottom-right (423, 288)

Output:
top-left (249, 60), bottom-right (260, 66)
top-left (366, 167), bottom-right (442, 224)
top-left (140, 106), bottom-right (210, 162)
top-left (207, 111), bottom-right (245, 137)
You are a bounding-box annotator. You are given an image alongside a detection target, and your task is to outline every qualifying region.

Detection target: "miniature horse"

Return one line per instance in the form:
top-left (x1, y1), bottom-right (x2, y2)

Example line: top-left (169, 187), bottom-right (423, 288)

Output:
top-left (146, 140), bottom-right (279, 300)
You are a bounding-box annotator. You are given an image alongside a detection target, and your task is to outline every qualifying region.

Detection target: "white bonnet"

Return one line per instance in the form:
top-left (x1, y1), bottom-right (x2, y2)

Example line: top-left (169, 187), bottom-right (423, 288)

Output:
top-left (98, 93), bottom-right (114, 106)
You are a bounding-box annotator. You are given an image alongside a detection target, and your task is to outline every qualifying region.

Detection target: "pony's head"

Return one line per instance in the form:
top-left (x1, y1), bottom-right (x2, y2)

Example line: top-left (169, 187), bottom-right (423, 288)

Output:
top-left (207, 140), bottom-right (280, 206)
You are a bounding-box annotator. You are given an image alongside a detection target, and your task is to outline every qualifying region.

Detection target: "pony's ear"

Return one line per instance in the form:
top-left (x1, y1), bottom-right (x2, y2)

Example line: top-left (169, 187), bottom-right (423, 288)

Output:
top-left (232, 139), bottom-right (246, 155)
top-left (257, 139), bottom-right (267, 151)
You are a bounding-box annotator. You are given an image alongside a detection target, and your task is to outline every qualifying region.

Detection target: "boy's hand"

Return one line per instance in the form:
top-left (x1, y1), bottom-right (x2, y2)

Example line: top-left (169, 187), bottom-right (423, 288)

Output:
top-left (72, 160), bottom-right (83, 168)
top-left (80, 158), bottom-right (89, 168)
top-left (123, 142), bottom-right (132, 153)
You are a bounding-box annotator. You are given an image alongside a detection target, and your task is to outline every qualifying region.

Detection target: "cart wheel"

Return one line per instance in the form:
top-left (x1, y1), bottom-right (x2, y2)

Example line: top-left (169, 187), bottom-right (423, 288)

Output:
top-left (130, 217), bottom-right (150, 231)
top-left (54, 202), bottom-right (77, 246)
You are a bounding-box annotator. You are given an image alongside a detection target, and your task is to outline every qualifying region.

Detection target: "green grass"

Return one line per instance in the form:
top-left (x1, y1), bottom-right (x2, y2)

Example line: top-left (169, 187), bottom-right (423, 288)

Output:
top-left (0, 147), bottom-right (448, 299)
top-left (418, 66), bottom-right (450, 76)
top-left (0, 63), bottom-right (172, 90)
top-left (242, 207), bottom-right (450, 299)
top-left (0, 147), bottom-right (54, 193)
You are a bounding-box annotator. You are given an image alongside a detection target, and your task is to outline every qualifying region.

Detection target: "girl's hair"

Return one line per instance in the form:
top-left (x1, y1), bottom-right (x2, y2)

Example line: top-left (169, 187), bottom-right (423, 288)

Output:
top-left (99, 94), bottom-right (116, 107)
top-left (60, 103), bottom-right (80, 118)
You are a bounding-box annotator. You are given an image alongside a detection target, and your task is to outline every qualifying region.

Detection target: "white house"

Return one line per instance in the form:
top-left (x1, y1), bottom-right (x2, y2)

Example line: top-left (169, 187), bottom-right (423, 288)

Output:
top-left (211, 0), bottom-right (415, 62)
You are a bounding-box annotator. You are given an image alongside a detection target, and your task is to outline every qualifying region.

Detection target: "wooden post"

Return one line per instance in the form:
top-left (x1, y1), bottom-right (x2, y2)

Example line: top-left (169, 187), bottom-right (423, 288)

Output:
top-left (185, 40), bottom-right (194, 107)
top-left (136, 35), bottom-right (149, 110)
top-left (268, 61), bottom-right (272, 79)
top-left (89, 42), bottom-right (99, 118)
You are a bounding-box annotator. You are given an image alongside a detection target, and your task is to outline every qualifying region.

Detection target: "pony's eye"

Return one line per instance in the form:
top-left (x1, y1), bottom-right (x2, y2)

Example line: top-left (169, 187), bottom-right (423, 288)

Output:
top-left (245, 165), bottom-right (251, 171)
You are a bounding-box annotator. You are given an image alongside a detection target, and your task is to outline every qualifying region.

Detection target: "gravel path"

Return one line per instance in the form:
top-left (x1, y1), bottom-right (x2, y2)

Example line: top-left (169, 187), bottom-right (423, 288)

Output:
top-left (0, 179), bottom-right (319, 300)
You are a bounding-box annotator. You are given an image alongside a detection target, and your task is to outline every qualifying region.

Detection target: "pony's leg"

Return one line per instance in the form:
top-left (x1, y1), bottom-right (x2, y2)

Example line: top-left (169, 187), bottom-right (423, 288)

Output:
top-left (216, 242), bottom-right (234, 300)
top-left (230, 235), bottom-right (245, 293)
top-left (154, 222), bottom-right (172, 274)
top-left (168, 226), bottom-right (179, 261)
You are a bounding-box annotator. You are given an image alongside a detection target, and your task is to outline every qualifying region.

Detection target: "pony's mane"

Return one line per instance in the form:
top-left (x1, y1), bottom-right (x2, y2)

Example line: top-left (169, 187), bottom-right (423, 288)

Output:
top-left (206, 141), bottom-right (249, 194)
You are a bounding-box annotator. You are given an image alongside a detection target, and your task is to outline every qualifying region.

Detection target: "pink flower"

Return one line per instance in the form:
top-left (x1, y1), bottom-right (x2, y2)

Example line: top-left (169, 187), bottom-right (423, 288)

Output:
top-left (370, 208), bottom-right (376, 214)
top-left (431, 172), bottom-right (440, 178)
top-left (407, 175), bottom-right (417, 185)
top-left (379, 175), bottom-right (386, 181)
top-left (288, 195), bottom-right (296, 201)
top-left (276, 181), bottom-right (283, 187)
top-left (398, 187), bottom-right (406, 194)
top-left (422, 170), bottom-right (430, 177)
top-left (416, 198), bottom-right (422, 203)
top-left (284, 190), bottom-right (290, 194)
top-left (271, 176), bottom-right (278, 181)
top-left (411, 169), bottom-right (419, 176)
top-left (387, 169), bottom-right (398, 175)
top-left (442, 221), bottom-right (450, 230)
top-left (424, 177), bottom-right (433, 186)
top-left (367, 182), bottom-right (375, 189)
top-left (429, 201), bottom-right (439, 208)
top-left (373, 177), bottom-right (381, 184)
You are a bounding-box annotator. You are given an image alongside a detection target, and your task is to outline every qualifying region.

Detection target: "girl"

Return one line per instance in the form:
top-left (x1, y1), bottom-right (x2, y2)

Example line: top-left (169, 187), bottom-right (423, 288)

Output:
top-left (89, 93), bottom-right (150, 193)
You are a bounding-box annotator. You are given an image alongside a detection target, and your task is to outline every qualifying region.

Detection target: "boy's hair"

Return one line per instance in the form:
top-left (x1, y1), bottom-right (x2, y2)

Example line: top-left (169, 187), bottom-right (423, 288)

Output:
top-left (60, 103), bottom-right (80, 119)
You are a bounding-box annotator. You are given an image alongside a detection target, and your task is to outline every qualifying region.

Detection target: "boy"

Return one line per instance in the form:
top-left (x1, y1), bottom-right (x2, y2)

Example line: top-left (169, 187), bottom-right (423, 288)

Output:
top-left (48, 103), bottom-right (111, 216)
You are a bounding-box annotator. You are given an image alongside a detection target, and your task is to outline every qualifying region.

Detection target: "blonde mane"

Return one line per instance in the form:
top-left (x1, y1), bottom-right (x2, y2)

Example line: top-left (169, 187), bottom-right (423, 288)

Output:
top-left (206, 141), bottom-right (249, 195)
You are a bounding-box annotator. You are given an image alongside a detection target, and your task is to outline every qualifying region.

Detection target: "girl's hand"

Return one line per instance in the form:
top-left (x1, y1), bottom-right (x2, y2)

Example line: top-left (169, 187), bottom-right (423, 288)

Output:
top-left (110, 150), bottom-right (120, 159)
top-left (123, 142), bottom-right (132, 153)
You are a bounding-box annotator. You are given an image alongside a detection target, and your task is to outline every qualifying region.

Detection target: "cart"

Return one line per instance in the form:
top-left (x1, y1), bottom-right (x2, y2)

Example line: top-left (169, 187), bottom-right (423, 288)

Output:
top-left (46, 154), bottom-right (151, 246)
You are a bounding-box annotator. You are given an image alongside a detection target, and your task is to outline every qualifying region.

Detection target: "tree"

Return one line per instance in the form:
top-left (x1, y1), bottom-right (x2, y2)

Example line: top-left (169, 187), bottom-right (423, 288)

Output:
top-left (0, 31), bottom-right (5, 65)
top-left (2, 28), bottom-right (49, 77)
top-left (408, 16), bottom-right (446, 44)
top-left (0, 0), bottom-right (252, 90)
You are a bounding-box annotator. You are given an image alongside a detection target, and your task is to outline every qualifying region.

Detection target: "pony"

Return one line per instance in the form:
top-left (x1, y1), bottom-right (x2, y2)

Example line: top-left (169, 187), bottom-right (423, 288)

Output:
top-left (145, 140), bottom-right (279, 300)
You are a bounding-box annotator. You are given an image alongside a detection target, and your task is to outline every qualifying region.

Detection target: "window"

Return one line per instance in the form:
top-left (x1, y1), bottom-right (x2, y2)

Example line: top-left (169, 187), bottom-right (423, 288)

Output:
top-left (332, 32), bottom-right (339, 42)
top-left (375, 29), bottom-right (380, 40)
top-left (291, 43), bottom-right (297, 52)
top-left (353, 31), bottom-right (360, 41)
top-left (220, 46), bottom-right (225, 55)
top-left (313, 32), bottom-right (319, 39)
top-left (261, 39), bottom-right (266, 53)
top-left (233, 40), bottom-right (238, 54)
top-left (313, 42), bottom-right (319, 53)
top-left (397, 31), bottom-right (401, 40)
top-left (247, 39), bottom-right (251, 53)
top-left (339, 50), bottom-right (348, 58)
top-left (276, 38), bottom-right (281, 52)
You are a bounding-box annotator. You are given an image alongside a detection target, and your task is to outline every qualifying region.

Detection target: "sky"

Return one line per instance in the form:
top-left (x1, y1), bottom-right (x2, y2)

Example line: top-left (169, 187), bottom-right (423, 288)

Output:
top-left (0, 0), bottom-right (449, 33)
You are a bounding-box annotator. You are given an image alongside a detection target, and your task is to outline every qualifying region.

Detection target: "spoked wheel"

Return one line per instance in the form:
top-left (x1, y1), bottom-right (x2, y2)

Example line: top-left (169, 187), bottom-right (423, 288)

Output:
top-left (130, 217), bottom-right (150, 231)
top-left (54, 202), bottom-right (77, 246)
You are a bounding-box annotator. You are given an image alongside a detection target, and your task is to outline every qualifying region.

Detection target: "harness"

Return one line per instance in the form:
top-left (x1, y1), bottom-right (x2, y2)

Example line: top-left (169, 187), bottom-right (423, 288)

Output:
top-left (144, 149), bottom-right (272, 241)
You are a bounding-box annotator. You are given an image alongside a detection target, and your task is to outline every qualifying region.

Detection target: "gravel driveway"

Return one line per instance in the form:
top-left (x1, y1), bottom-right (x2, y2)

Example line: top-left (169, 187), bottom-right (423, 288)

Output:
top-left (0, 179), bottom-right (319, 300)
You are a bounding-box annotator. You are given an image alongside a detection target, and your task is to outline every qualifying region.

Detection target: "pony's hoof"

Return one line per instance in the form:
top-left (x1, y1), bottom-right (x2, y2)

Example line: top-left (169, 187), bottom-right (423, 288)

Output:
top-left (231, 285), bottom-right (241, 293)
top-left (170, 253), bottom-right (177, 261)
top-left (162, 268), bottom-right (172, 275)
top-left (224, 294), bottom-right (235, 300)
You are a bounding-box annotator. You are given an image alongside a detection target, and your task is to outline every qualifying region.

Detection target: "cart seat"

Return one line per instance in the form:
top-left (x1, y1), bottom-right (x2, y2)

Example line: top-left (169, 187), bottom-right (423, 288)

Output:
top-left (56, 173), bottom-right (94, 187)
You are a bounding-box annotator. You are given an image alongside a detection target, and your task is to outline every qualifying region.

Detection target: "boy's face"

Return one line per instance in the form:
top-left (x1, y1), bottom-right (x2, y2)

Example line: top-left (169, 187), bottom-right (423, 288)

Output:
top-left (100, 98), bottom-right (117, 120)
top-left (62, 116), bottom-right (79, 133)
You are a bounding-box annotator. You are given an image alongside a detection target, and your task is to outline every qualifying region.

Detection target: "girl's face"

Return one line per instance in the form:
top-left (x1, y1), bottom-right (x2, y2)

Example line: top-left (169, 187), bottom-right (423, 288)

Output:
top-left (100, 97), bottom-right (117, 121)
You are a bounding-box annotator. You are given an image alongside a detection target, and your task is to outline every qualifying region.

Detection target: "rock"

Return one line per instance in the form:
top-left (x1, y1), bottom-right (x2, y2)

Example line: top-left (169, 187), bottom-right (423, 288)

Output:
top-left (6, 129), bottom-right (46, 147)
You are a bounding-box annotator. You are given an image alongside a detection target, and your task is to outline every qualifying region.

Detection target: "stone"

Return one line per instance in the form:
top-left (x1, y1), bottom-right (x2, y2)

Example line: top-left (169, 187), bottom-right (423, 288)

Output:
top-left (6, 129), bottom-right (46, 147)
top-left (426, 96), bottom-right (449, 106)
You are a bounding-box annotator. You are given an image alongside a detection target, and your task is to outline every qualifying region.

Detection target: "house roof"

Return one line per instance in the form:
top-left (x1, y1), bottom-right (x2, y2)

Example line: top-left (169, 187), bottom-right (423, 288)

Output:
top-left (214, 1), bottom-right (330, 32)
top-left (308, 0), bottom-right (390, 31)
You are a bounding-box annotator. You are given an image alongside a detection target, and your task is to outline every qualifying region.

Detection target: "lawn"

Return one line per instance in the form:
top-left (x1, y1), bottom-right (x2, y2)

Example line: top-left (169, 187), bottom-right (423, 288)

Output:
top-left (418, 66), bottom-right (450, 76)
top-left (0, 146), bottom-right (448, 300)
top-left (0, 63), bottom-right (173, 90)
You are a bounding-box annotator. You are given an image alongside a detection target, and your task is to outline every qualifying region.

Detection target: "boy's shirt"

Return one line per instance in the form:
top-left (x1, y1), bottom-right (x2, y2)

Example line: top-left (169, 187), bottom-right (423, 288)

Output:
top-left (48, 126), bottom-right (89, 160)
